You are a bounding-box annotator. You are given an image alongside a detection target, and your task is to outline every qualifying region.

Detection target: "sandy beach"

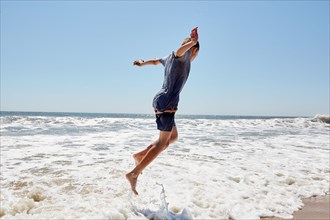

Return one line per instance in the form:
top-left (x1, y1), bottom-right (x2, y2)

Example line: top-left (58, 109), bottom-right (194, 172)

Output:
top-left (263, 195), bottom-right (330, 220)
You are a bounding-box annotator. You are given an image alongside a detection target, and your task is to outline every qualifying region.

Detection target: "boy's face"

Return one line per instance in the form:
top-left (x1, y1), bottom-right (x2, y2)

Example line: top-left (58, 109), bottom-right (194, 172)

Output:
top-left (190, 47), bottom-right (199, 62)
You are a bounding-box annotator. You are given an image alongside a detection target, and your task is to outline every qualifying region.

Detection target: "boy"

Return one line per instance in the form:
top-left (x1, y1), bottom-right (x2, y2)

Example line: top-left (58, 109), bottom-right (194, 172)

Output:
top-left (126, 27), bottom-right (199, 195)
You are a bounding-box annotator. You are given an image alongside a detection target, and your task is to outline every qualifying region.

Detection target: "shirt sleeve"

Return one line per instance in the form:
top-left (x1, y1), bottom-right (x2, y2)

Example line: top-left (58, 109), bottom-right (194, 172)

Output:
top-left (160, 54), bottom-right (170, 66)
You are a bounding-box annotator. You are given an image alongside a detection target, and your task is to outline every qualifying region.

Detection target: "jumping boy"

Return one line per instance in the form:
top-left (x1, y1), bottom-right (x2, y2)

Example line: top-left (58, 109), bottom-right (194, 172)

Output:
top-left (126, 27), bottom-right (199, 195)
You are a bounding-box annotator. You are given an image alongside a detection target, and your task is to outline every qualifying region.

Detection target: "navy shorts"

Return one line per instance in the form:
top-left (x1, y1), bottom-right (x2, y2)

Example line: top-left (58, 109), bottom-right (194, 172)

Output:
top-left (156, 112), bottom-right (176, 131)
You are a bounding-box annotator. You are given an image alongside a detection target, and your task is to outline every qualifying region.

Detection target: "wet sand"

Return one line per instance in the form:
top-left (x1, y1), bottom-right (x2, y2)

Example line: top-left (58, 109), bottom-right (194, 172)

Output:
top-left (262, 195), bottom-right (329, 220)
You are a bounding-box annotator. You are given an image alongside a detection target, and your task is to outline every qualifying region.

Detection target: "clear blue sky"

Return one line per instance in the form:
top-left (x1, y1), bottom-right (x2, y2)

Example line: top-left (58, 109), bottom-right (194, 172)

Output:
top-left (1, 1), bottom-right (329, 116)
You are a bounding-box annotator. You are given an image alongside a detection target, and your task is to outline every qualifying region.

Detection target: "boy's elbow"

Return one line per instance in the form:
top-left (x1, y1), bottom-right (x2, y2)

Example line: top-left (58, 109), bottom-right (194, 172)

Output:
top-left (152, 59), bottom-right (160, 65)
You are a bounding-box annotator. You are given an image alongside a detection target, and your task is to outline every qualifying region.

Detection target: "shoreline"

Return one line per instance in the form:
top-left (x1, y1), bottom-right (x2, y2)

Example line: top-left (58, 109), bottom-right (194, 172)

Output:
top-left (262, 195), bottom-right (330, 220)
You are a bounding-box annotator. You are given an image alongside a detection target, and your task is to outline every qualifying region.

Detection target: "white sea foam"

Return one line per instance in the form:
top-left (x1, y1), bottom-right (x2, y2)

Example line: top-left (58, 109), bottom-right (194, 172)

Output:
top-left (313, 114), bottom-right (330, 124)
top-left (0, 113), bottom-right (329, 219)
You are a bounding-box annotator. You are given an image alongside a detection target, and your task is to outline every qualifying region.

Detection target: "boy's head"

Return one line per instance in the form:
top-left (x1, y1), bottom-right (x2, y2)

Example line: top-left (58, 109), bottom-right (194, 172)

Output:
top-left (182, 38), bottom-right (199, 61)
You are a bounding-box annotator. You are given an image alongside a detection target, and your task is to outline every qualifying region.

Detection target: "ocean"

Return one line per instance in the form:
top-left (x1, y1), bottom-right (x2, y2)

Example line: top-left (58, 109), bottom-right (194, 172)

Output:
top-left (0, 111), bottom-right (329, 219)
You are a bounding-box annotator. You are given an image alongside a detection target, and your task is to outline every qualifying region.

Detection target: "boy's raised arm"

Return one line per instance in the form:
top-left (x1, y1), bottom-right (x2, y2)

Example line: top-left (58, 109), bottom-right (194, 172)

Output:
top-left (175, 27), bottom-right (199, 58)
top-left (133, 58), bottom-right (161, 67)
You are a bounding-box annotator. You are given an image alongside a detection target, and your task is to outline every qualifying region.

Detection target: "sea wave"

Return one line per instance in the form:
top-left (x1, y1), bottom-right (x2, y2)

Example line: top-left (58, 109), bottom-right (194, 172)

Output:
top-left (0, 113), bottom-right (329, 219)
top-left (313, 114), bottom-right (330, 124)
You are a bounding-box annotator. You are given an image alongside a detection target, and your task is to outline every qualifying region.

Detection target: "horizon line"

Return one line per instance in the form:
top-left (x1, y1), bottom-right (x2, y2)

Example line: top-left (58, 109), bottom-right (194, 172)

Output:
top-left (0, 110), bottom-right (319, 119)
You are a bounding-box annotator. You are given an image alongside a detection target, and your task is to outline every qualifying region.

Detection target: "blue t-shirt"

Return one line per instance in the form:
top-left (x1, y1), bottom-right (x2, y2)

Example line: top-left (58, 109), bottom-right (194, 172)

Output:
top-left (153, 50), bottom-right (191, 112)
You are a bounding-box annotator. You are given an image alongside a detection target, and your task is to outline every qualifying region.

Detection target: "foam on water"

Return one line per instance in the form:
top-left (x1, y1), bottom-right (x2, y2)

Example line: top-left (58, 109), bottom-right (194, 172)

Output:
top-left (132, 183), bottom-right (193, 220)
top-left (0, 112), bottom-right (329, 219)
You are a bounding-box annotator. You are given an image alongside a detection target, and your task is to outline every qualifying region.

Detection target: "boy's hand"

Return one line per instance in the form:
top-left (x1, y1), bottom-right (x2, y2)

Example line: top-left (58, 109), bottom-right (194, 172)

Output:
top-left (133, 60), bottom-right (144, 66)
top-left (190, 27), bottom-right (198, 44)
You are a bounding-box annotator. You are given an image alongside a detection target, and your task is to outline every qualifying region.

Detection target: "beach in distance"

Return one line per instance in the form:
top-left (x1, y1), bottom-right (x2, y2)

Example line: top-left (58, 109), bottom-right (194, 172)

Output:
top-left (0, 111), bottom-right (329, 219)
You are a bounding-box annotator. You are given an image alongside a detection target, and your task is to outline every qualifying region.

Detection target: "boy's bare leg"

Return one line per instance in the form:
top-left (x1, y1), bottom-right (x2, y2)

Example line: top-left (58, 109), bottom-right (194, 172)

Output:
top-left (133, 127), bottom-right (178, 165)
top-left (133, 144), bottom-right (155, 165)
top-left (166, 126), bottom-right (178, 149)
top-left (126, 130), bottom-right (172, 195)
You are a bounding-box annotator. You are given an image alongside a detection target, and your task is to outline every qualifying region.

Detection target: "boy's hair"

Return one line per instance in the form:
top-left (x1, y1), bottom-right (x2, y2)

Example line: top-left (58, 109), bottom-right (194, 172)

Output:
top-left (182, 38), bottom-right (200, 50)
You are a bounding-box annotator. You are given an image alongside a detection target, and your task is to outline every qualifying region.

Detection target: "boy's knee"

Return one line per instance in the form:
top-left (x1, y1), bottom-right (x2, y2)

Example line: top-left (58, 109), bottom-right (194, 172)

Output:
top-left (170, 134), bottom-right (178, 144)
top-left (171, 135), bottom-right (178, 142)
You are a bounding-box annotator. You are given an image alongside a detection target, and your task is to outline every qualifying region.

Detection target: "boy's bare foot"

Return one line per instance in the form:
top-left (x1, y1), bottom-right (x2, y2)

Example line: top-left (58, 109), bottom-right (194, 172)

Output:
top-left (125, 172), bottom-right (139, 195)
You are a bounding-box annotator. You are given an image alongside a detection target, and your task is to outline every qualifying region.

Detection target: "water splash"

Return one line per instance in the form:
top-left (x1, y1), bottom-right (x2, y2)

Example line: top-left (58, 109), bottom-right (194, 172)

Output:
top-left (133, 183), bottom-right (193, 220)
